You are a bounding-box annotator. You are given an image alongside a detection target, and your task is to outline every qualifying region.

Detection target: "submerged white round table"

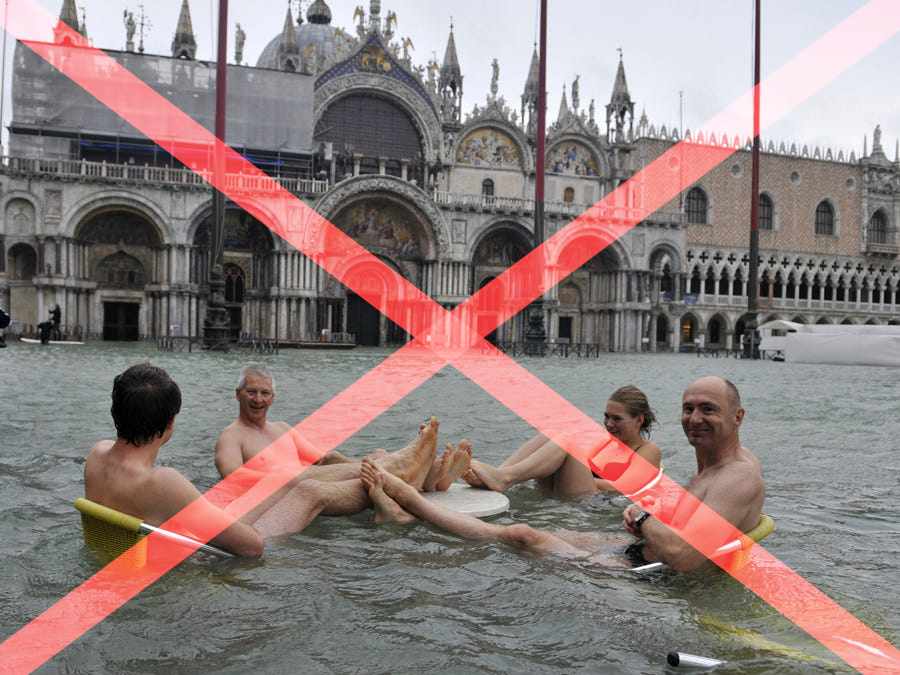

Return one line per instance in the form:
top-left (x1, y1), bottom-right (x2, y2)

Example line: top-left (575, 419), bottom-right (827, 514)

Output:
top-left (421, 482), bottom-right (509, 518)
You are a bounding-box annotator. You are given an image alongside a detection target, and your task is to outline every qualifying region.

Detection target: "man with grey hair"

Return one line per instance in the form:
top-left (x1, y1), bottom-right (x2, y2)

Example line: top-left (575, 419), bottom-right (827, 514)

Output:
top-left (215, 363), bottom-right (351, 483)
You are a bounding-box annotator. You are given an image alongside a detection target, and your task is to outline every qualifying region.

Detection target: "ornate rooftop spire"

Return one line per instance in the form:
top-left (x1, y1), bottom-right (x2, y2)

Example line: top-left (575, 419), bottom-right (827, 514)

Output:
top-left (59, 0), bottom-right (80, 33)
top-left (557, 84), bottom-right (569, 122)
top-left (277, 3), bottom-right (300, 72)
top-left (171, 0), bottom-right (197, 59)
top-left (521, 46), bottom-right (539, 137)
top-left (609, 51), bottom-right (631, 108)
top-left (606, 50), bottom-right (635, 143)
top-left (439, 21), bottom-right (463, 124)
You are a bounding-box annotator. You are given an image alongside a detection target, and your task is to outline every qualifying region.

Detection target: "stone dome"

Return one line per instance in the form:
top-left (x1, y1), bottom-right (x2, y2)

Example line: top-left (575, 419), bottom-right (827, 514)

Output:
top-left (256, 3), bottom-right (353, 72)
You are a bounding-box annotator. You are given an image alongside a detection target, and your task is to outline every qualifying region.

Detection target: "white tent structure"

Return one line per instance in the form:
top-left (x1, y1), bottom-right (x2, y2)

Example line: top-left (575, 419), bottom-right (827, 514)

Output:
top-left (758, 320), bottom-right (900, 367)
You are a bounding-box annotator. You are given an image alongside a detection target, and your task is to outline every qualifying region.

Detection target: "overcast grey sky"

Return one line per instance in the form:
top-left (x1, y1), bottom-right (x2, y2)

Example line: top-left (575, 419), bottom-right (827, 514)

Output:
top-left (7, 1), bottom-right (900, 157)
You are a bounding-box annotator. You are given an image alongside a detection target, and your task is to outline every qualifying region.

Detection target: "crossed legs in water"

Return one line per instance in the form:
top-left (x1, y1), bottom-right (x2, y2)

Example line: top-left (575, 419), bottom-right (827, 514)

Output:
top-left (462, 434), bottom-right (596, 496)
top-left (239, 417), bottom-right (474, 538)
top-left (246, 417), bottom-right (441, 538)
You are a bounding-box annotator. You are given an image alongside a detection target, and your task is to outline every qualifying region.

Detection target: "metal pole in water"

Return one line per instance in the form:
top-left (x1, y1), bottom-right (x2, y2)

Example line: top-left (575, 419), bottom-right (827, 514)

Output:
top-left (667, 651), bottom-right (726, 669)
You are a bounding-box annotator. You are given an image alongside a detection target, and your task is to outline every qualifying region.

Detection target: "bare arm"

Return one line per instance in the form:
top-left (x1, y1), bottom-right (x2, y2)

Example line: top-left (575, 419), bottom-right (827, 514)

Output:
top-left (630, 463), bottom-right (763, 573)
top-left (147, 467), bottom-right (264, 557)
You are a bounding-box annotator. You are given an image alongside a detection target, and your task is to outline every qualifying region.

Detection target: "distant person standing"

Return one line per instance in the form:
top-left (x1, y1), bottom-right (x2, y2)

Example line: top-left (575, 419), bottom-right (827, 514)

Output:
top-left (50, 304), bottom-right (62, 341)
top-left (0, 306), bottom-right (9, 348)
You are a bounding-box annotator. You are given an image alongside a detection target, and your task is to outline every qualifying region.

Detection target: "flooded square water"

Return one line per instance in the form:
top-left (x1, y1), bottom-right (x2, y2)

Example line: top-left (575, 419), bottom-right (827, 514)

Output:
top-left (1, 341), bottom-right (897, 673)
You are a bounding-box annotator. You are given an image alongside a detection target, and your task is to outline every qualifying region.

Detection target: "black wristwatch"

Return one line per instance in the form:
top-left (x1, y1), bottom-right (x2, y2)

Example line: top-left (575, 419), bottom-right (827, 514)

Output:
top-left (634, 510), bottom-right (652, 532)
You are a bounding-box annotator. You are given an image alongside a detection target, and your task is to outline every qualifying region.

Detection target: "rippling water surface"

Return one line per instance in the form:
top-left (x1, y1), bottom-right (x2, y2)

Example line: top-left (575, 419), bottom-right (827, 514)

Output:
top-left (1, 341), bottom-right (897, 673)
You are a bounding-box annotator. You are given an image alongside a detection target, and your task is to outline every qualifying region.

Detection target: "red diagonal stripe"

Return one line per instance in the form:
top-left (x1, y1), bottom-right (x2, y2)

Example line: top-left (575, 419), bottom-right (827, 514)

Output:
top-left (1, 1), bottom-right (899, 673)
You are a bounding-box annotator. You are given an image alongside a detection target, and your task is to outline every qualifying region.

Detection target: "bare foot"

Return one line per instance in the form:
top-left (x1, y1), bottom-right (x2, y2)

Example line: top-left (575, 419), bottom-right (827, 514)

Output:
top-left (379, 417), bottom-right (439, 489)
top-left (462, 459), bottom-right (511, 493)
top-left (361, 456), bottom-right (418, 507)
top-left (367, 448), bottom-right (389, 460)
top-left (363, 468), bottom-right (417, 525)
top-left (422, 443), bottom-right (453, 492)
top-left (435, 440), bottom-right (473, 491)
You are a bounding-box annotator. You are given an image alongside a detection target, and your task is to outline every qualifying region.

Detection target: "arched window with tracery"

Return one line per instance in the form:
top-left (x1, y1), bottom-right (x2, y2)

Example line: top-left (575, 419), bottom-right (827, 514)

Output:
top-left (815, 201), bottom-right (835, 235)
top-left (224, 263), bottom-right (245, 304)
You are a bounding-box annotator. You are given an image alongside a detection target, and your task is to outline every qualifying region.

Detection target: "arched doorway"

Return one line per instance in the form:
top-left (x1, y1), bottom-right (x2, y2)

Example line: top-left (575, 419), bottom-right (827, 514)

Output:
top-left (78, 208), bottom-right (162, 341)
top-left (472, 223), bottom-right (531, 342)
top-left (680, 313), bottom-right (697, 350)
top-left (344, 257), bottom-right (407, 346)
top-left (655, 314), bottom-right (670, 350)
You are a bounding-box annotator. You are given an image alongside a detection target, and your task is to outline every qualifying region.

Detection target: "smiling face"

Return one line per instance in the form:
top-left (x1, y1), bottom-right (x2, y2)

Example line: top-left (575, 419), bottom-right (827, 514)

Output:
top-left (603, 400), bottom-right (644, 446)
top-left (681, 377), bottom-right (744, 453)
top-left (236, 372), bottom-right (274, 425)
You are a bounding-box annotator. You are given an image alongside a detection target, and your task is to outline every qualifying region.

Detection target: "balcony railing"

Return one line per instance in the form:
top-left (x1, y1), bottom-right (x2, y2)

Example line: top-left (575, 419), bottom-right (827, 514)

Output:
top-left (2, 154), bottom-right (687, 224)
top-left (433, 191), bottom-right (686, 224)
top-left (660, 292), bottom-right (898, 314)
top-left (0, 156), bottom-right (330, 196)
top-left (865, 241), bottom-right (899, 257)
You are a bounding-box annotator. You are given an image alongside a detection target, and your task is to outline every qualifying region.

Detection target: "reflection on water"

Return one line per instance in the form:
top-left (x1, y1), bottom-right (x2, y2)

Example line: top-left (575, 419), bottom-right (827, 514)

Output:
top-left (0, 341), bottom-right (897, 673)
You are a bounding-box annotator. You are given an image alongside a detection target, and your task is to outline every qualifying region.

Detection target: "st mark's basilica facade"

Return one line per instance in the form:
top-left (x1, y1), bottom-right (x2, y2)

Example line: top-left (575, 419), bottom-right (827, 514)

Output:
top-left (2, 0), bottom-right (899, 348)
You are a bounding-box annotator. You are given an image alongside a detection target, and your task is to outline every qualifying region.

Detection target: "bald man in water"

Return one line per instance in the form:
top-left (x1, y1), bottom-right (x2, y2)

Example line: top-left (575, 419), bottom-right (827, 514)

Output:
top-left (623, 376), bottom-right (765, 571)
top-left (360, 377), bottom-right (765, 573)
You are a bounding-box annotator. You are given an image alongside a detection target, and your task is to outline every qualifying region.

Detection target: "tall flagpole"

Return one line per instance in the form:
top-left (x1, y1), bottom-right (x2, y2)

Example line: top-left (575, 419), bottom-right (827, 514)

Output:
top-left (744, 0), bottom-right (761, 358)
top-left (524, 0), bottom-right (548, 352)
top-left (203, 0), bottom-right (231, 349)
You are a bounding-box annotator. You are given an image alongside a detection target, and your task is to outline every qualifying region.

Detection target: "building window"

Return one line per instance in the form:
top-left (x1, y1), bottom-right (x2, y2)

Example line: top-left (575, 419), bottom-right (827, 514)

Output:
top-left (869, 210), bottom-right (887, 244)
top-left (563, 187), bottom-right (575, 203)
top-left (224, 263), bottom-right (245, 304)
top-left (685, 187), bottom-right (708, 224)
top-left (759, 194), bottom-right (774, 230)
top-left (481, 179), bottom-right (494, 196)
top-left (815, 201), bottom-right (835, 235)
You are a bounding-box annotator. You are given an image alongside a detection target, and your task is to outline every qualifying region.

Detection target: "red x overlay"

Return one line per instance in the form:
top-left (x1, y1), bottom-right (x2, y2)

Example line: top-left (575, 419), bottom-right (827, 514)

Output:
top-left (2, 1), bottom-right (900, 672)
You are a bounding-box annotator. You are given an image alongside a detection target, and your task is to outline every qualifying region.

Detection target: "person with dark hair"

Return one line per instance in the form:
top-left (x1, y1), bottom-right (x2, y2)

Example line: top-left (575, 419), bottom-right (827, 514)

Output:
top-left (49, 304), bottom-right (61, 341)
top-left (462, 385), bottom-right (661, 496)
top-left (37, 320), bottom-right (53, 344)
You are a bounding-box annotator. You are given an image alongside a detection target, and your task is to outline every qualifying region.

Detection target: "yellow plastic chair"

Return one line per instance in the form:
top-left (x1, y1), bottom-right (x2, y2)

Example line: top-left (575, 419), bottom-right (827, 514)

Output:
top-left (630, 514), bottom-right (775, 573)
top-left (75, 498), bottom-right (233, 564)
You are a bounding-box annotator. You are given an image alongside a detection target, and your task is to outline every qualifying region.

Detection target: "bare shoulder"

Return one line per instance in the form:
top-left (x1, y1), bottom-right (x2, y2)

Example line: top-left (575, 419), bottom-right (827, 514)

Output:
top-left (142, 466), bottom-right (202, 524)
top-left (87, 439), bottom-right (114, 459)
top-left (272, 420), bottom-right (293, 433)
top-left (216, 421), bottom-right (242, 444)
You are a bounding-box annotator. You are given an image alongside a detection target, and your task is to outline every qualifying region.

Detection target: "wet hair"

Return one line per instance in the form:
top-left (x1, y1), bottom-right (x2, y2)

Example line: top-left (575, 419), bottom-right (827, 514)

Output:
top-left (608, 385), bottom-right (657, 437)
top-left (236, 363), bottom-right (274, 393)
top-left (723, 378), bottom-right (742, 411)
top-left (111, 363), bottom-right (181, 446)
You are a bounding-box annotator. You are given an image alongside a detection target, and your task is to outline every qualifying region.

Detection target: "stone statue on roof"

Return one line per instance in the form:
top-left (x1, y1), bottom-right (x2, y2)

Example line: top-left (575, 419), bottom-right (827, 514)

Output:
top-left (123, 10), bottom-right (136, 51)
top-left (234, 22), bottom-right (245, 64)
top-left (491, 58), bottom-right (499, 97)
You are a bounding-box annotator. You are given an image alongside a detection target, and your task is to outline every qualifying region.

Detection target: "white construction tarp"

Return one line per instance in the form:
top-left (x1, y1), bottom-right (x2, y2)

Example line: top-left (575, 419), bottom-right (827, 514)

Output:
top-left (758, 320), bottom-right (900, 366)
